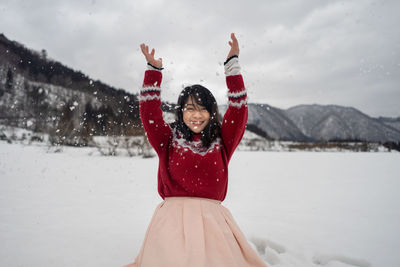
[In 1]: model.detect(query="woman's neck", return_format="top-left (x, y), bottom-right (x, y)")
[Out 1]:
top-left (192, 132), bottom-right (202, 141)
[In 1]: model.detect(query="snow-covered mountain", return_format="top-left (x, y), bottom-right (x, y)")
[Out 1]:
top-left (220, 103), bottom-right (400, 142)
top-left (0, 33), bottom-right (142, 146)
top-left (285, 104), bottom-right (400, 142)
top-left (376, 116), bottom-right (400, 132)
top-left (219, 104), bottom-right (309, 141)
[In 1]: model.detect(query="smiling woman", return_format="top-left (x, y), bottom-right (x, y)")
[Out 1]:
top-left (123, 34), bottom-right (267, 267)
top-left (182, 95), bottom-right (211, 133)
top-left (173, 84), bottom-right (220, 148)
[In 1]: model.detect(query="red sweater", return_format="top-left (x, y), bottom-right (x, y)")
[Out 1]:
top-left (139, 61), bottom-right (247, 202)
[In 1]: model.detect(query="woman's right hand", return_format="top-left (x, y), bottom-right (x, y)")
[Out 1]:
top-left (140, 43), bottom-right (163, 69)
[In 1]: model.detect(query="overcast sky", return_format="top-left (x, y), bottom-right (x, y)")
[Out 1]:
top-left (1, 0), bottom-right (399, 117)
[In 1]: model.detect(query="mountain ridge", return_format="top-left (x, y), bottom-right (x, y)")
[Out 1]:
top-left (218, 103), bottom-right (400, 142)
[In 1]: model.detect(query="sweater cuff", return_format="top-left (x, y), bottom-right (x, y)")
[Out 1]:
top-left (224, 56), bottom-right (241, 76)
top-left (147, 62), bottom-right (164, 71)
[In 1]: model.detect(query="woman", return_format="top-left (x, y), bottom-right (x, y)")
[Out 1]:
top-left (124, 33), bottom-right (266, 267)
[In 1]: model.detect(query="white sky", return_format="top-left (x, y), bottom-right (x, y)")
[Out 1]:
top-left (1, 0), bottom-right (399, 117)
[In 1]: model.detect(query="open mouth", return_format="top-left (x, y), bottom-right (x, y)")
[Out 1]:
top-left (191, 121), bottom-right (204, 129)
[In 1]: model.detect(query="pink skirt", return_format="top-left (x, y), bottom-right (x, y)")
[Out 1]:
top-left (123, 196), bottom-right (267, 267)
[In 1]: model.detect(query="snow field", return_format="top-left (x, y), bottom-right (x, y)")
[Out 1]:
top-left (0, 142), bottom-right (399, 267)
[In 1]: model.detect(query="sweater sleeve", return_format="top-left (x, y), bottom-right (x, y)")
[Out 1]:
top-left (139, 66), bottom-right (172, 155)
top-left (220, 56), bottom-right (248, 162)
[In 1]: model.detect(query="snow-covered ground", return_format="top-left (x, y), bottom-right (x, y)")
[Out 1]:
top-left (0, 141), bottom-right (399, 267)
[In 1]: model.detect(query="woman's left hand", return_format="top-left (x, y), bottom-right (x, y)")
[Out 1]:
top-left (226, 33), bottom-right (239, 60)
top-left (140, 43), bottom-right (163, 69)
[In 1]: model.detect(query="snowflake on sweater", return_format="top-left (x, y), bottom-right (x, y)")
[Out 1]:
top-left (171, 129), bottom-right (222, 156)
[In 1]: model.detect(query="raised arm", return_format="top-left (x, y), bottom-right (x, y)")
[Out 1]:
top-left (139, 43), bottom-right (172, 155)
top-left (221, 33), bottom-right (248, 162)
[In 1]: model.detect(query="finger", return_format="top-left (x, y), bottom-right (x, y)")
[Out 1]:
top-left (231, 33), bottom-right (237, 41)
top-left (141, 45), bottom-right (149, 56)
top-left (151, 48), bottom-right (155, 57)
top-left (231, 34), bottom-right (238, 46)
top-left (229, 41), bottom-right (233, 47)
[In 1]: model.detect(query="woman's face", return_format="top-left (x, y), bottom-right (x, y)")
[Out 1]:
top-left (182, 96), bottom-right (210, 134)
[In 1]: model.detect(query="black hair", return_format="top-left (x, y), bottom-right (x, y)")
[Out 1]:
top-left (170, 84), bottom-right (221, 148)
